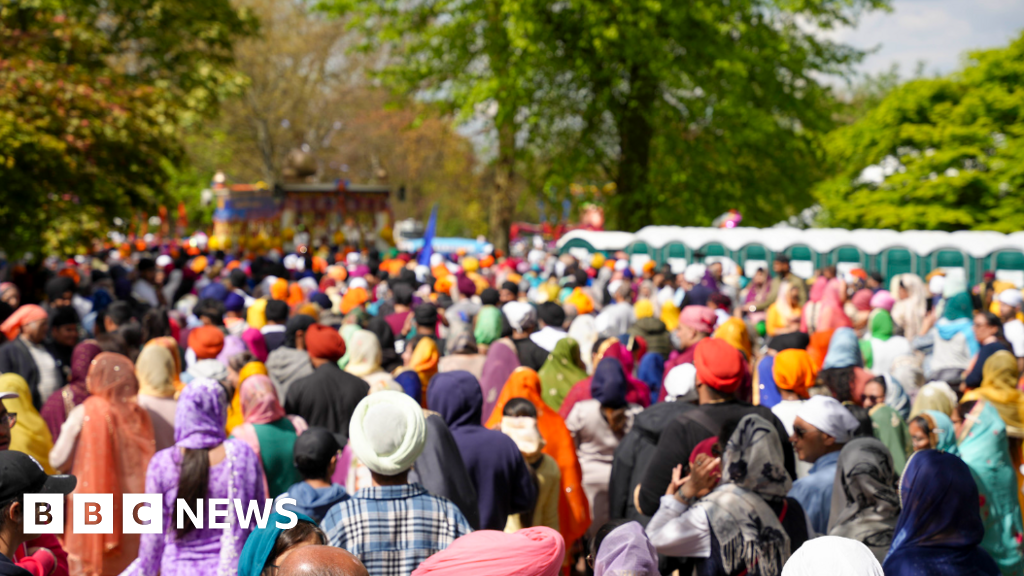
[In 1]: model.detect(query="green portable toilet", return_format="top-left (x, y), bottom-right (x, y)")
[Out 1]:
top-left (699, 243), bottom-right (728, 258)
top-left (880, 248), bottom-right (915, 282)
top-left (740, 244), bottom-right (770, 277)
top-left (785, 245), bottom-right (816, 279)
top-left (663, 243), bottom-right (691, 273)
top-left (559, 237), bottom-right (597, 255)
top-left (926, 250), bottom-right (967, 283)
top-left (992, 251), bottom-right (1024, 288)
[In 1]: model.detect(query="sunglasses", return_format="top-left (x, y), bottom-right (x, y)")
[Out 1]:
top-left (862, 394), bottom-right (884, 404)
top-left (0, 413), bottom-right (15, 427)
top-left (792, 425), bottom-right (810, 438)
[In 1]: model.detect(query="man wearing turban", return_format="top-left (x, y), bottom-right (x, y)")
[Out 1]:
top-left (322, 391), bottom-right (472, 576)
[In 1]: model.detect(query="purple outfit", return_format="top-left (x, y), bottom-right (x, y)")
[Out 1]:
top-left (123, 378), bottom-right (265, 576)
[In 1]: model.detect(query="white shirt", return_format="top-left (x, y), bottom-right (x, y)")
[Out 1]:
top-left (1005, 319), bottom-right (1024, 357)
top-left (646, 495), bottom-right (712, 558)
top-left (530, 326), bottom-right (568, 352)
top-left (26, 339), bottom-right (60, 403)
top-left (49, 404), bottom-right (85, 472)
top-left (261, 324), bottom-right (286, 335)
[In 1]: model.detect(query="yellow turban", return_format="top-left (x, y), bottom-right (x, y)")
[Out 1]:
top-left (634, 299), bottom-right (654, 319)
top-left (247, 298), bottom-right (267, 330)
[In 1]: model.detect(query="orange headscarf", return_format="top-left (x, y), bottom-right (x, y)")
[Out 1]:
top-left (286, 283), bottom-right (304, 307)
top-left (65, 353), bottom-right (155, 576)
top-left (485, 367), bottom-right (592, 547)
top-left (807, 329), bottom-right (835, 371)
top-left (0, 304), bottom-right (48, 340)
top-left (270, 278), bottom-right (289, 301)
top-left (772, 349), bottom-right (817, 399)
top-left (409, 337), bottom-right (439, 407)
top-left (341, 287), bottom-right (369, 315)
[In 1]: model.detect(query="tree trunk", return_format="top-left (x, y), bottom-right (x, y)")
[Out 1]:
top-left (612, 65), bottom-right (657, 231)
top-left (489, 119), bottom-right (516, 254)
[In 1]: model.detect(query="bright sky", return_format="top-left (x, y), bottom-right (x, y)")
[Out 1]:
top-left (829, 0), bottom-right (1024, 79)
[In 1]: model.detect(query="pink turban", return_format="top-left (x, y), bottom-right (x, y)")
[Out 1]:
top-left (869, 289), bottom-right (895, 312)
top-left (679, 305), bottom-right (717, 334)
top-left (411, 527), bottom-right (564, 576)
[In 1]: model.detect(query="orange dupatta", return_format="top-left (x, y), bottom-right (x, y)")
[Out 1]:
top-left (485, 367), bottom-right (592, 547)
top-left (410, 337), bottom-right (440, 408)
top-left (65, 353), bottom-right (156, 576)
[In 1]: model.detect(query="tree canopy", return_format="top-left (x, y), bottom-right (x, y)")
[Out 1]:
top-left (815, 32), bottom-right (1024, 232)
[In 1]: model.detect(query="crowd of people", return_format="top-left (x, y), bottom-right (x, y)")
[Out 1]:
top-left (0, 243), bottom-right (1021, 576)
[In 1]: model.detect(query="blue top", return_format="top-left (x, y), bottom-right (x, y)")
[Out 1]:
top-left (278, 481), bottom-right (350, 524)
top-left (756, 356), bottom-right (781, 408)
top-left (787, 450), bottom-right (840, 535)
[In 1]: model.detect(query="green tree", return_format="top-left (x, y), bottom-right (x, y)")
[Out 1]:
top-left (815, 33), bottom-right (1024, 231)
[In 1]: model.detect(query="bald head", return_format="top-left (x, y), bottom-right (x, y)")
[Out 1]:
top-left (277, 545), bottom-right (368, 576)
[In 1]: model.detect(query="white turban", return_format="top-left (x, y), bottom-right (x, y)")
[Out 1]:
top-left (928, 274), bottom-right (945, 296)
top-left (348, 391), bottom-right (427, 476)
top-left (503, 301), bottom-right (536, 333)
top-left (999, 289), bottom-right (1023, 308)
top-left (664, 364), bottom-right (697, 403)
top-left (781, 536), bottom-right (882, 576)
top-left (429, 253), bottom-right (444, 268)
top-left (684, 263), bottom-right (706, 284)
top-left (795, 396), bottom-right (860, 443)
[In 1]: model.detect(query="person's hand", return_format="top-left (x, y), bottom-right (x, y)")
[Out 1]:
top-left (681, 454), bottom-right (721, 500)
top-left (666, 464), bottom-right (688, 499)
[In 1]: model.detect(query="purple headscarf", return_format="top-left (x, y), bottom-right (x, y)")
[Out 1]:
top-left (174, 378), bottom-right (228, 449)
top-left (216, 334), bottom-right (248, 365)
top-left (593, 521), bottom-right (659, 576)
top-left (477, 339), bottom-right (520, 424)
top-left (241, 328), bottom-right (268, 363)
top-left (40, 341), bottom-right (102, 441)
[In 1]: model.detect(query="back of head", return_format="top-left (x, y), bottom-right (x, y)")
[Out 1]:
top-left (503, 397), bottom-right (537, 418)
top-left (266, 299), bottom-right (289, 323)
top-left (411, 527), bottom-right (564, 576)
top-left (194, 298), bottom-right (226, 326)
top-left (106, 301), bottom-right (135, 328)
top-left (293, 427), bottom-right (341, 480)
top-left (427, 371), bottom-right (483, 429)
top-left (592, 521), bottom-right (659, 576)
top-left (392, 283), bottom-right (414, 306)
top-left (278, 545), bottom-right (368, 576)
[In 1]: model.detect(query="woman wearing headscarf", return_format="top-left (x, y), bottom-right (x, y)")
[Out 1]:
top-left (63, 353), bottom-right (155, 576)
top-left (566, 358), bottom-right (643, 536)
top-left (407, 336), bottom-right (440, 407)
top-left (439, 324), bottom-right (487, 381)
top-left (237, 512), bottom-right (325, 576)
top-left (230, 374), bottom-right (308, 498)
top-left (866, 386), bottom-right (913, 475)
top-left (0, 373), bottom-right (56, 473)
top-left (909, 380), bottom-right (959, 418)
top-left (957, 400), bottom-right (1024, 576)
top-left (135, 344), bottom-right (180, 451)
top-left (781, 536), bottom-right (883, 576)
top-left (816, 279), bottom-right (852, 333)
top-left (826, 438), bottom-right (900, 563)
top-left (646, 414), bottom-right (809, 576)
top-left (817, 327), bottom-right (874, 404)
top-left (476, 337), bottom-right (520, 424)
top-left (907, 410), bottom-right (959, 454)
top-left (335, 323), bottom-right (361, 370)
top-left (927, 291), bottom-right (978, 382)
top-left (410, 526), bottom-right (565, 576)
top-left (474, 305), bottom-right (504, 354)
top-left (765, 281), bottom-right (802, 336)
top-left (344, 329), bottom-right (401, 393)
top-left (146, 336), bottom-right (184, 394)
top-left (859, 307), bottom-right (912, 377)
top-left (123, 378), bottom-right (266, 576)
top-left (882, 450), bottom-right (1000, 576)
top-left (367, 317), bottom-right (402, 373)
top-left (890, 274), bottom-right (928, 340)
top-left (537, 337), bottom-right (588, 411)
top-left (592, 521), bottom-right (659, 576)
top-left (485, 368), bottom-right (591, 551)
top-left (567, 315), bottom-right (600, 375)
top-left (40, 340), bottom-right (102, 442)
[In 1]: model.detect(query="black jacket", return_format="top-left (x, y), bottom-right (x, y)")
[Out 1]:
top-left (0, 339), bottom-right (41, 409)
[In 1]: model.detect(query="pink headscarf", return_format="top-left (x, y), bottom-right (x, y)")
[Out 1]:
top-left (816, 279), bottom-right (853, 333)
top-left (0, 304), bottom-right (47, 340)
top-left (241, 328), bottom-right (269, 363)
top-left (411, 527), bottom-right (564, 576)
top-left (869, 289), bottom-right (896, 312)
top-left (808, 276), bottom-right (828, 303)
top-left (679, 305), bottom-right (716, 334)
top-left (851, 289), bottom-right (873, 311)
top-left (239, 375), bottom-right (285, 425)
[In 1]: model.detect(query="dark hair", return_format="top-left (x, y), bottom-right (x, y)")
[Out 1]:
top-left (118, 324), bottom-right (143, 363)
top-left (263, 521), bottom-right (327, 575)
top-left (909, 415), bottom-right (931, 434)
top-left (843, 404), bottom-right (874, 438)
top-left (295, 450), bottom-right (335, 481)
top-left (105, 301), bottom-right (135, 328)
top-left (94, 331), bottom-right (127, 355)
top-left (708, 293), bottom-right (732, 310)
top-left (229, 351), bottom-right (255, 373)
top-left (589, 519), bottom-right (632, 571)
top-left (817, 367), bottom-right (856, 403)
top-left (718, 418), bottom-right (741, 447)
top-left (503, 397), bottom-right (537, 418)
top-left (194, 298), bottom-right (225, 327)
top-left (141, 308), bottom-right (171, 344)
top-left (957, 400), bottom-right (977, 422)
top-left (265, 300), bottom-right (289, 323)
top-left (176, 448), bottom-right (210, 538)
top-left (978, 311), bottom-right (1005, 341)
top-left (0, 496), bottom-right (23, 532)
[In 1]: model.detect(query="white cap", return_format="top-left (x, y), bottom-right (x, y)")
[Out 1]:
top-left (999, 289), bottom-right (1022, 309)
top-left (795, 395), bottom-right (860, 444)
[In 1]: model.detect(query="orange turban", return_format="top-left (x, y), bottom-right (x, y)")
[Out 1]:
top-left (0, 305), bottom-right (48, 341)
top-left (341, 287), bottom-right (369, 315)
top-left (270, 278), bottom-right (289, 301)
top-left (694, 338), bottom-right (745, 394)
top-left (434, 276), bottom-right (454, 295)
top-left (286, 284), bottom-right (304, 308)
top-left (772, 349), bottom-right (816, 399)
top-left (565, 287), bottom-right (594, 315)
top-left (480, 255), bottom-right (495, 268)
top-left (188, 326), bottom-right (225, 359)
top-left (305, 324), bottom-right (346, 362)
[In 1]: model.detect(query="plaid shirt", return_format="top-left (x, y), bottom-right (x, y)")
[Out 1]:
top-left (321, 483), bottom-right (473, 576)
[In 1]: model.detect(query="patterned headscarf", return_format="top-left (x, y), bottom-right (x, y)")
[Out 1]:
top-left (239, 374), bottom-right (285, 426)
top-left (827, 438), bottom-right (900, 563)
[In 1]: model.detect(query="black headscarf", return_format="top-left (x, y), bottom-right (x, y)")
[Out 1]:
top-left (767, 331), bottom-right (810, 352)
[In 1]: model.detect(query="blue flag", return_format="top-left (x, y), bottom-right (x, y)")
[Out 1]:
top-left (417, 203), bottom-right (439, 267)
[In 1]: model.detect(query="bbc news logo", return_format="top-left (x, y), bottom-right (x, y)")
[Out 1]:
top-left (25, 495), bottom-right (298, 534)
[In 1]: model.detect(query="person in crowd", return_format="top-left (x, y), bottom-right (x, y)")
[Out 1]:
top-left (860, 304), bottom-right (911, 376)
top-left (566, 358), bottom-right (643, 535)
top-left (909, 380), bottom-right (958, 418)
top-left (336, 323), bottom-right (360, 371)
top-left (780, 536), bottom-right (883, 576)
top-left (645, 414), bottom-right (810, 576)
top-left (497, 398), bottom-right (561, 532)
top-left (961, 349), bottom-right (1024, 482)
top-left (428, 371), bottom-right (537, 531)
top-left (636, 352), bottom-right (666, 404)
top-left (753, 255), bottom-right (807, 313)
top-left (964, 312), bottom-right (1011, 388)
top-left (996, 288), bottom-right (1024, 371)
top-left (890, 273), bottom-right (928, 341)
top-left (860, 377), bottom-right (913, 474)
top-left (537, 337), bottom-right (588, 411)
top-left (237, 512), bottom-right (327, 576)
top-left (0, 283), bottom-right (20, 310)
top-left (596, 284), bottom-right (636, 339)
top-left (926, 290), bottom-right (977, 383)
top-left (504, 301), bottom-right (550, 371)
top-left (655, 305), bottom-right (716, 403)
top-left (410, 526), bottom-right (564, 576)
top-left (628, 305), bottom-right (671, 358)
top-left (591, 521), bottom-right (659, 576)
top-left (0, 450), bottom-right (77, 575)
top-left (766, 281), bottom-right (802, 336)
top-left (0, 374), bottom-right (55, 473)
top-left (276, 545), bottom-right (368, 576)
top-left (124, 378), bottom-right (265, 576)
top-left (384, 282), bottom-right (414, 337)
top-left (637, 338), bottom-right (795, 517)
top-left (771, 348), bottom-right (816, 478)
top-left (366, 317), bottom-right (402, 374)
top-left (473, 297), bottom-right (504, 355)
top-left (826, 438), bottom-right (899, 563)
top-left (261, 300), bottom-right (290, 352)
top-left (476, 336), bottom-right (520, 427)
top-left (44, 307), bottom-right (79, 384)
top-left (816, 327), bottom-right (873, 403)
top-left (266, 315), bottom-right (315, 400)
top-left (323, 391), bottom-right (472, 575)
top-left (485, 367), bottom-right (589, 546)
top-left (39, 341), bottom-right (101, 443)
top-left (957, 399), bottom-right (1024, 576)
top-left (405, 334), bottom-right (440, 406)
top-left (753, 331), bottom-right (810, 408)
top-left (61, 353), bottom-right (155, 575)
top-left (882, 450), bottom-right (1000, 576)
top-left (344, 329), bottom-right (401, 392)
top-left (438, 325), bottom-right (487, 381)
top-left (0, 305), bottom-right (59, 408)
top-left (787, 395), bottom-right (860, 535)
top-left (907, 410), bottom-right (959, 454)
top-left (230, 374), bottom-right (307, 498)
top-left (277, 427), bottom-right (348, 523)
top-left (134, 344), bottom-right (179, 451)
top-left (531, 302), bottom-right (568, 352)
top-left (285, 323), bottom-right (368, 445)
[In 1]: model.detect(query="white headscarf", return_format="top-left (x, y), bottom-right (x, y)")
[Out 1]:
top-left (795, 396), bottom-right (860, 443)
top-left (348, 391), bottom-right (427, 476)
top-left (664, 364), bottom-right (698, 403)
top-left (781, 536), bottom-right (883, 576)
top-left (503, 301), bottom-right (536, 333)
